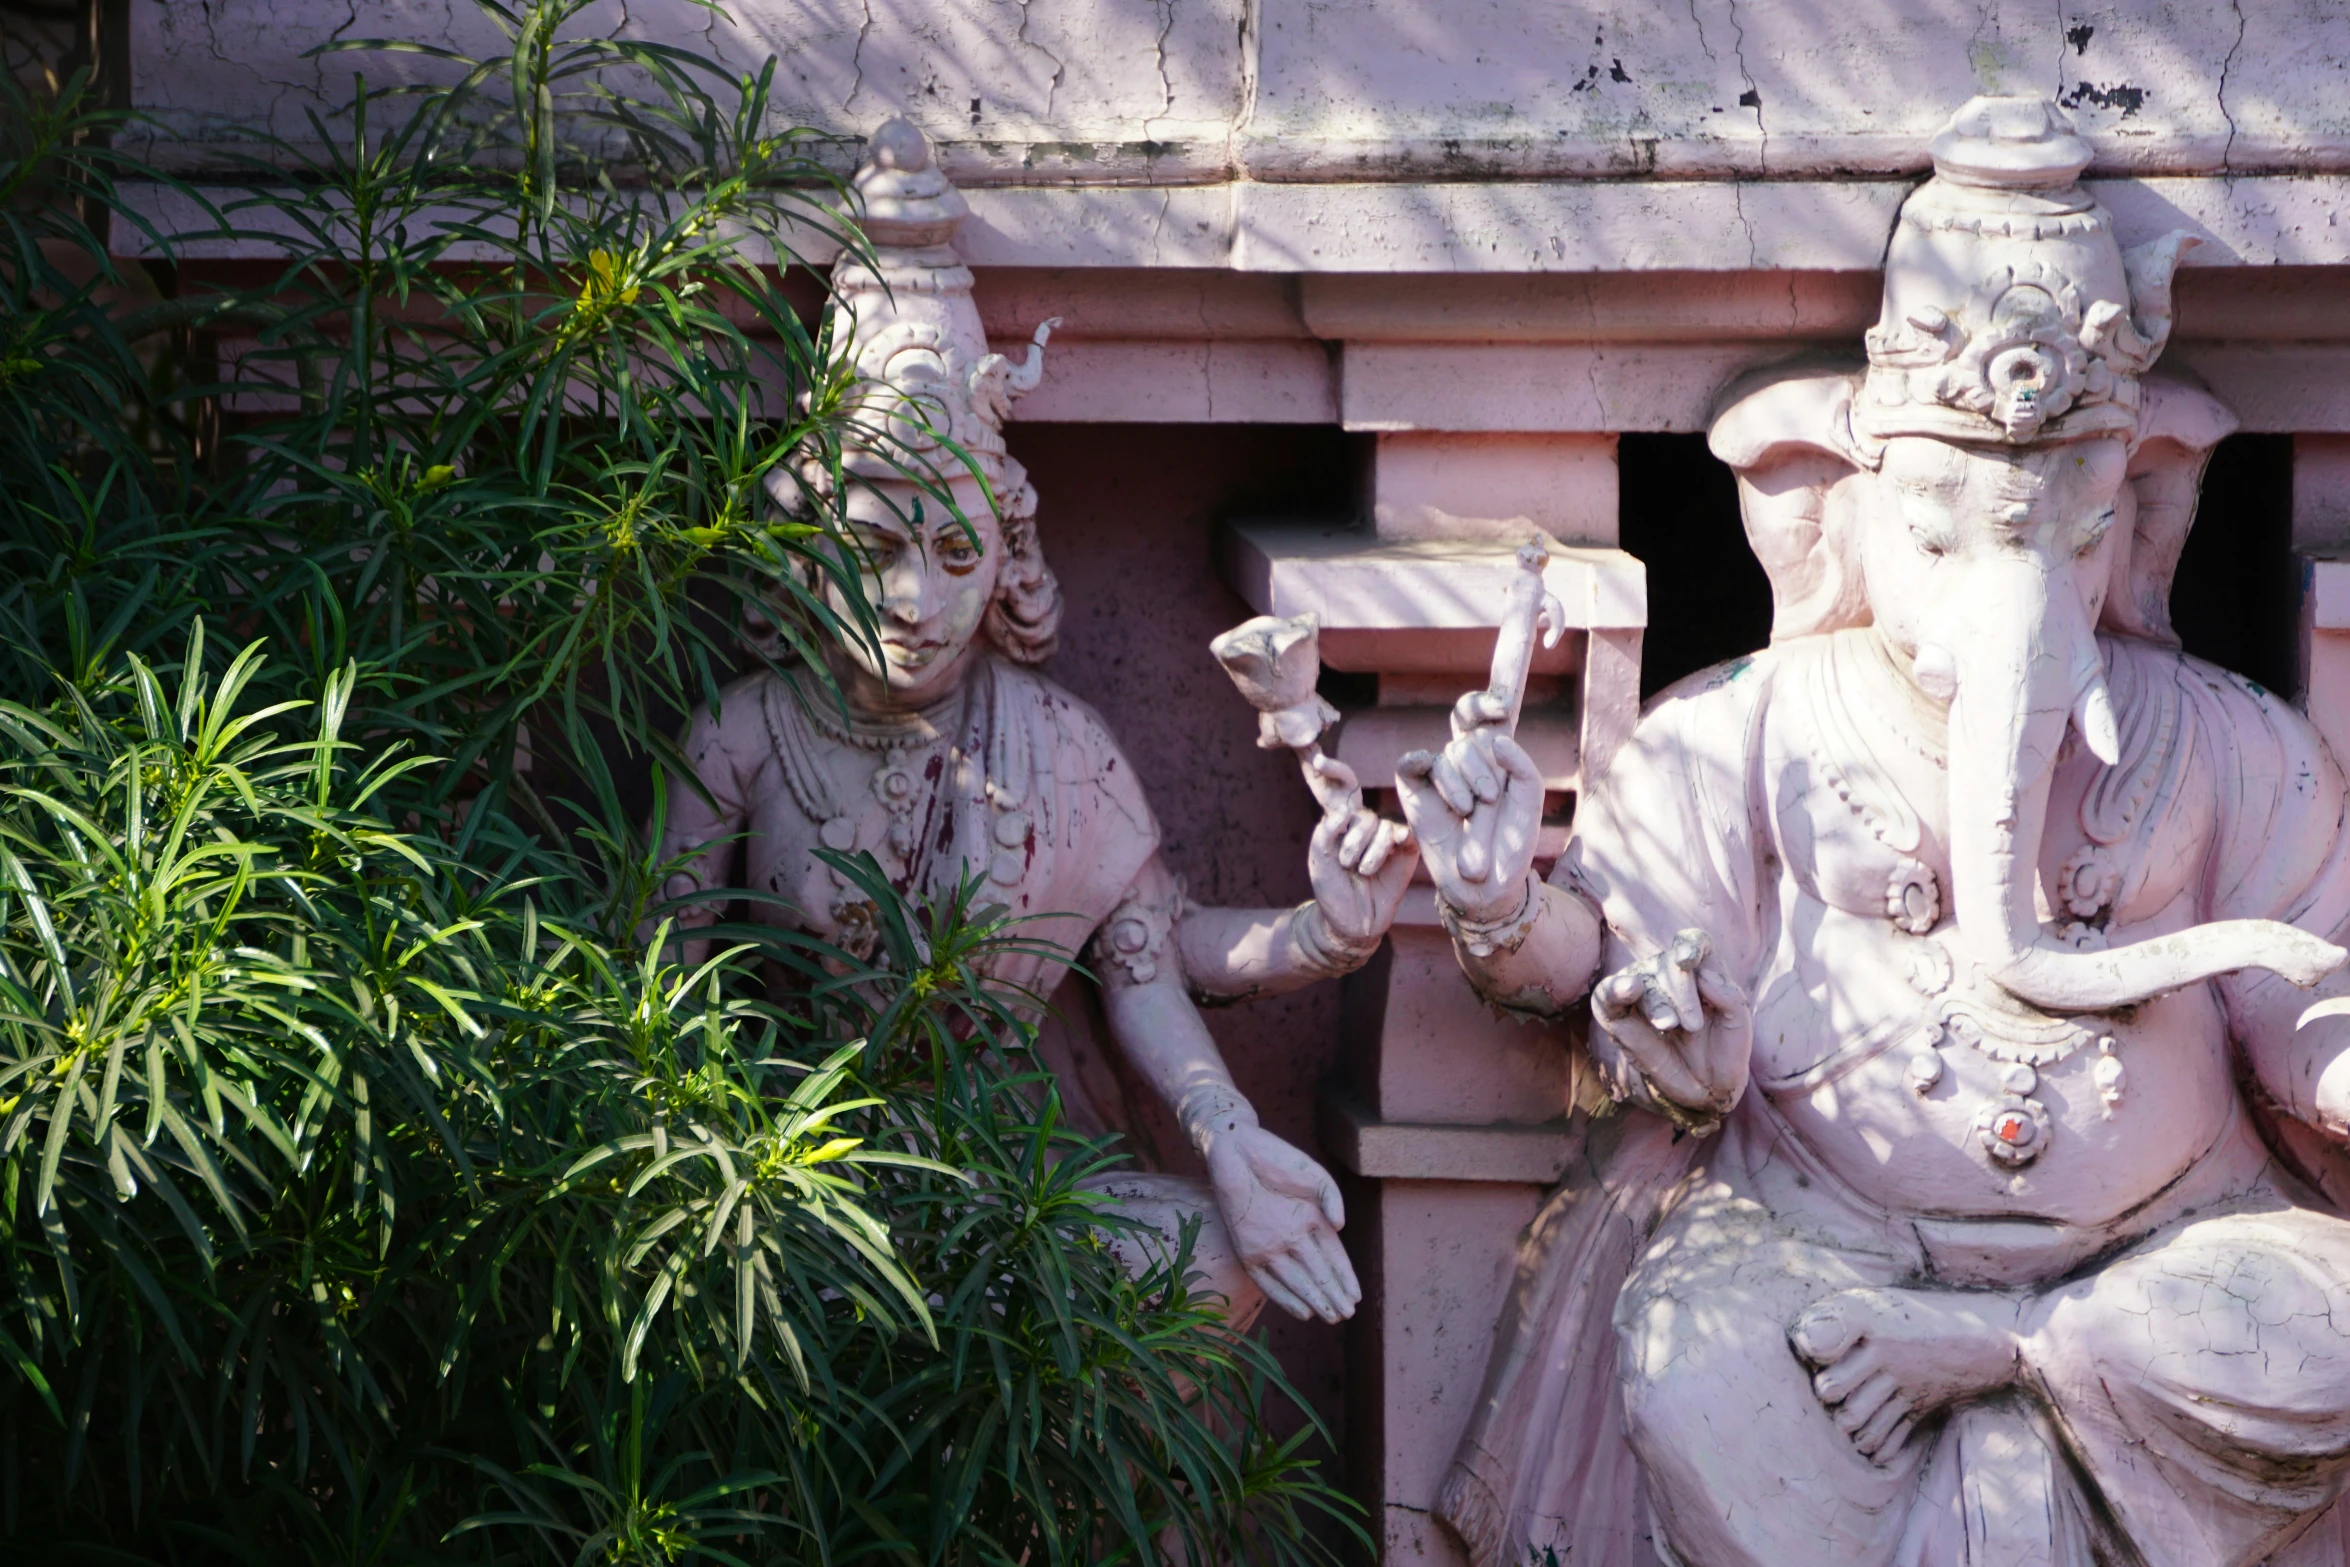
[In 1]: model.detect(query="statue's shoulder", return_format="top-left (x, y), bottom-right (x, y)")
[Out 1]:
top-left (981, 657), bottom-right (1133, 775)
top-left (2104, 636), bottom-right (2324, 759)
top-left (1629, 643), bottom-right (1790, 749)
top-left (976, 660), bottom-right (1158, 848)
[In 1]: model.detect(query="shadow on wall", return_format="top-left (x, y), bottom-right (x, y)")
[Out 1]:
top-left (1618, 430), bottom-right (2299, 704)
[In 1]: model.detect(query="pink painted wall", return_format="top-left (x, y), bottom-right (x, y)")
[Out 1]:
top-left (1009, 419), bottom-right (1367, 1452)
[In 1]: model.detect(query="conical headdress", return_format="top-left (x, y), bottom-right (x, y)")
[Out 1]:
top-left (1857, 96), bottom-right (2193, 449)
top-left (788, 118), bottom-right (1057, 513)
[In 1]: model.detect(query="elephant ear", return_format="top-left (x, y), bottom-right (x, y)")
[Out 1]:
top-left (2101, 372), bottom-right (2240, 645)
top-left (1708, 363), bottom-right (1874, 642)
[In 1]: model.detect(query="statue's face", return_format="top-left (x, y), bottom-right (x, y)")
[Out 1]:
top-left (822, 480), bottom-right (1002, 706)
top-left (1859, 434), bottom-right (2128, 667)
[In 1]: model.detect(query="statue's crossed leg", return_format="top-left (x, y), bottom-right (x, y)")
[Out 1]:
top-left (1617, 1135), bottom-right (2350, 1567)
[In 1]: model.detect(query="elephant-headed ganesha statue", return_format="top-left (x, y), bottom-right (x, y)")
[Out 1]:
top-left (1408, 96), bottom-right (2350, 1567)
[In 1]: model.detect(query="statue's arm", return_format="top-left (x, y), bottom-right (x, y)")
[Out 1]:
top-left (1445, 871), bottom-right (1608, 1019)
top-left (644, 694), bottom-right (756, 963)
top-left (1089, 854), bottom-right (1361, 1322)
top-left (1176, 795), bottom-right (1418, 1002)
top-left (1176, 901), bottom-right (1377, 1002)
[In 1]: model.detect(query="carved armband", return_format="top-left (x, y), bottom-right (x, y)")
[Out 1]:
top-left (1438, 872), bottom-right (1542, 960)
top-left (1087, 882), bottom-right (1180, 989)
top-left (1291, 899), bottom-right (1383, 979)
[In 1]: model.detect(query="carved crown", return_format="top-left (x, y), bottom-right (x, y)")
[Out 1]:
top-left (1857, 96), bottom-right (2192, 449)
top-left (789, 119), bottom-right (1057, 512)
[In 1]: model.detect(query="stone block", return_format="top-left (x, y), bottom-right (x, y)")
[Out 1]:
top-left (1369, 432), bottom-right (1618, 545)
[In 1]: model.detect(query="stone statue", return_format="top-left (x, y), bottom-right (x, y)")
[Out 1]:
top-left (1405, 97), bottom-right (2350, 1567)
top-left (650, 119), bottom-right (1416, 1328)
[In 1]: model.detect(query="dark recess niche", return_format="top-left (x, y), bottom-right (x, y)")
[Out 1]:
top-left (1616, 430), bottom-right (2302, 704)
top-left (1617, 432), bottom-right (1773, 699)
top-left (2169, 433), bottom-right (2298, 701)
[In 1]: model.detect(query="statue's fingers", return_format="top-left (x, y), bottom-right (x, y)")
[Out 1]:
top-left (1311, 1165), bottom-right (1344, 1228)
top-left (1591, 969), bottom-right (1650, 1025)
top-left (1492, 733), bottom-right (1544, 795)
top-left (1264, 1251), bottom-right (1337, 1323)
top-left (1248, 1261), bottom-right (1315, 1322)
top-left (1457, 730), bottom-right (1502, 804)
top-left (1364, 819), bottom-right (1416, 879)
top-left (1310, 753), bottom-right (1361, 796)
top-left (1338, 811), bottom-right (1379, 869)
top-left (1451, 688), bottom-right (1507, 733)
top-left (1396, 747), bottom-right (1438, 783)
top-left (1460, 797), bottom-right (1500, 884)
top-left (1638, 974), bottom-right (1687, 1034)
top-left (1603, 1019), bottom-right (1712, 1109)
top-left (1312, 1227), bottom-right (1361, 1308)
top-left (1429, 751), bottom-right (1477, 817)
top-left (1291, 1235), bottom-right (1351, 1322)
top-left (1355, 820), bottom-right (1395, 877)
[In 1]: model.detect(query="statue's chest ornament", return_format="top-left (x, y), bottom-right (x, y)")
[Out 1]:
top-left (1903, 989), bottom-right (2125, 1171)
top-left (763, 679), bottom-right (1032, 958)
top-left (1803, 641), bottom-right (1946, 938)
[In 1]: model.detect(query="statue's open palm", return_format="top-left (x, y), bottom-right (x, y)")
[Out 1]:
top-left (1205, 1126), bottom-right (1360, 1323)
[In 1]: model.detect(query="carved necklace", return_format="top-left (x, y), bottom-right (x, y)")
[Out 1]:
top-left (1809, 635), bottom-right (1945, 936)
top-left (760, 666), bottom-right (1040, 956)
top-left (1906, 995), bottom-right (2124, 1172)
top-left (1810, 636), bottom-right (2136, 1172)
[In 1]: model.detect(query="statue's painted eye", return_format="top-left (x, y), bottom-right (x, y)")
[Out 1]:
top-left (936, 537), bottom-right (982, 575)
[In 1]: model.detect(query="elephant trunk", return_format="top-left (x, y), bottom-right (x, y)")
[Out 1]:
top-left (1932, 554), bottom-right (2343, 1013)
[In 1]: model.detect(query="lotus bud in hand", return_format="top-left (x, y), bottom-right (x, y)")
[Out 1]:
top-left (1211, 613), bottom-right (1352, 814)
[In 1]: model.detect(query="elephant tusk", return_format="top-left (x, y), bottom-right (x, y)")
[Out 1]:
top-left (2073, 678), bottom-right (2121, 766)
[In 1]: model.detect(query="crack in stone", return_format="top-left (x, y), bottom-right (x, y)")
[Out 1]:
top-left (844, 0), bottom-right (876, 111)
top-left (1014, 0), bottom-right (1066, 121)
top-left (1722, 0), bottom-right (1765, 174)
top-left (1731, 177), bottom-right (1758, 269)
top-left (2217, 0), bottom-right (2245, 176)
top-left (1147, 0), bottom-right (1179, 139)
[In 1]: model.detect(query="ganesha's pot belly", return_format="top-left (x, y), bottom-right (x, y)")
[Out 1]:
top-left (1752, 902), bottom-right (2252, 1238)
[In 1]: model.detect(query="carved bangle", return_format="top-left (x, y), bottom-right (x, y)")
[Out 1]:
top-left (1438, 874), bottom-right (1542, 960)
top-left (1292, 900), bottom-right (1383, 978)
top-left (1176, 1081), bottom-right (1258, 1156)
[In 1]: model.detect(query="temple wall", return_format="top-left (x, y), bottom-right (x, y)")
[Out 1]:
top-left (118, 4), bottom-right (2350, 1560)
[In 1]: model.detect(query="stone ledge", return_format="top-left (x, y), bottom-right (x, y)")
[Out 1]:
top-left (1219, 522), bottom-right (1645, 637)
top-left (1317, 1093), bottom-right (1578, 1185)
top-left (114, 176), bottom-right (2350, 276)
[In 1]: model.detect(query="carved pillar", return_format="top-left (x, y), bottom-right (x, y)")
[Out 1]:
top-left (1219, 425), bottom-right (1644, 1562)
top-left (2298, 437), bottom-right (2350, 766)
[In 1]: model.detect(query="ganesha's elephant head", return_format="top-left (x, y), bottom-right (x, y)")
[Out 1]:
top-left (1707, 97), bottom-right (2343, 1014)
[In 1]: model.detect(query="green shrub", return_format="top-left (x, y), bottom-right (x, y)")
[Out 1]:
top-left (0, 11), bottom-right (1360, 1562)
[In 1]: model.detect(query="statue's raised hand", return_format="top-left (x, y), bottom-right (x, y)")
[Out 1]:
top-left (1395, 689), bottom-right (1547, 920)
top-left (1590, 930), bottom-right (1752, 1132)
top-left (1306, 755), bottom-right (1418, 943)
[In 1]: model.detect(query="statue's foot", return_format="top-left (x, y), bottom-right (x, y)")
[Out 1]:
top-left (1787, 1286), bottom-right (2024, 1462)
